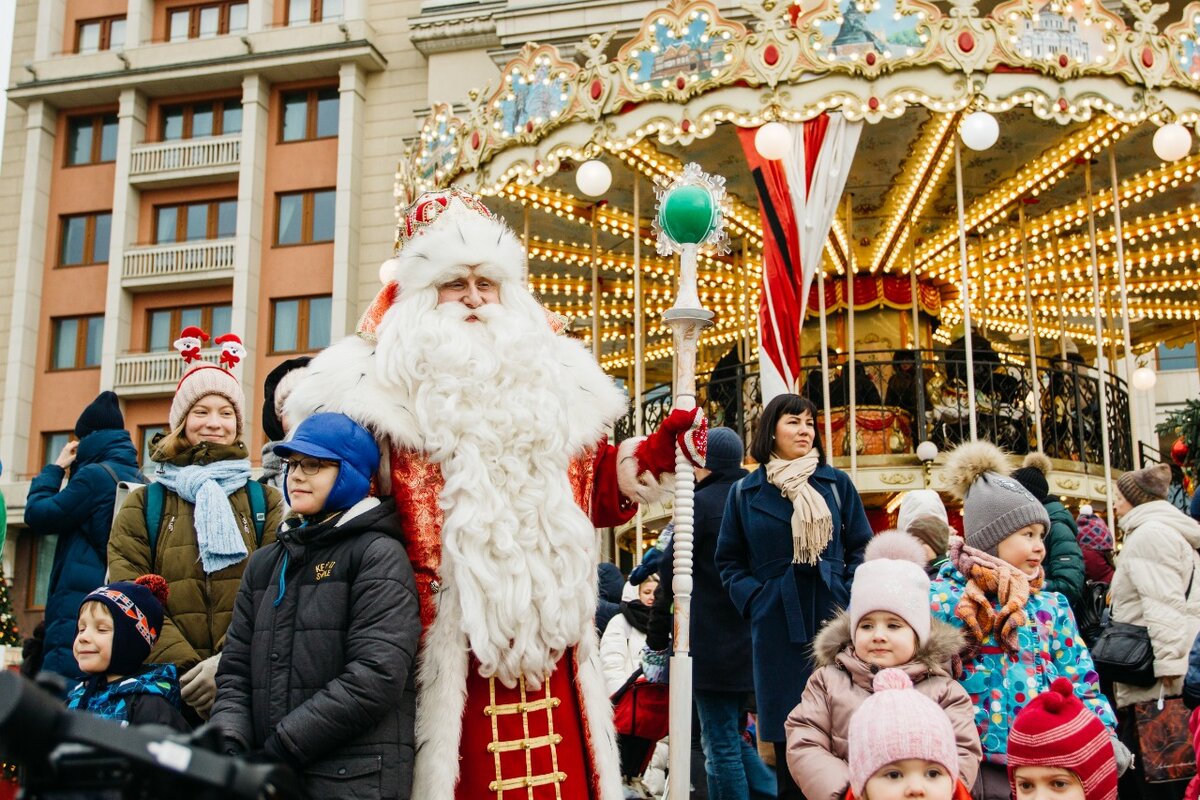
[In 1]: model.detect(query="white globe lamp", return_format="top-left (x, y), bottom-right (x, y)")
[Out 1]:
top-left (754, 122), bottom-right (792, 161)
top-left (960, 111), bottom-right (1000, 151)
top-left (575, 159), bottom-right (612, 197)
top-left (1131, 365), bottom-right (1158, 391)
top-left (1153, 123), bottom-right (1192, 162)
top-left (916, 440), bottom-right (939, 463)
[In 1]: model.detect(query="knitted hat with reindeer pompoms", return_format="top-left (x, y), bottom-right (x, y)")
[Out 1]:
top-left (945, 441), bottom-right (1050, 555)
top-left (169, 328), bottom-right (246, 433)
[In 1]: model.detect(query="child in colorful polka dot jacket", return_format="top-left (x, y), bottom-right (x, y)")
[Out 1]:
top-left (928, 442), bottom-right (1125, 800)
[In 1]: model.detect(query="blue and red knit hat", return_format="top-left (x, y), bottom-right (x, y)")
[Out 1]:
top-left (80, 575), bottom-right (169, 675)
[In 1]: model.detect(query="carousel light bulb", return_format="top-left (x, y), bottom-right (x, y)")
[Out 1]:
top-left (916, 440), bottom-right (939, 463)
top-left (754, 122), bottom-right (792, 160)
top-left (575, 159), bottom-right (612, 197)
top-left (960, 111), bottom-right (1000, 151)
top-left (1131, 365), bottom-right (1158, 390)
top-left (1153, 123), bottom-right (1192, 162)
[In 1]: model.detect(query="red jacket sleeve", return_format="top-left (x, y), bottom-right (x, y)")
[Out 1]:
top-left (591, 441), bottom-right (638, 528)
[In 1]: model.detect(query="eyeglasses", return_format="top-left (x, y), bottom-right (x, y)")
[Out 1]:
top-left (285, 457), bottom-right (331, 476)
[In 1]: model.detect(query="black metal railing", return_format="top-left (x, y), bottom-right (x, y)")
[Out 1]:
top-left (615, 348), bottom-right (1134, 471)
top-left (1139, 441), bottom-right (1162, 468)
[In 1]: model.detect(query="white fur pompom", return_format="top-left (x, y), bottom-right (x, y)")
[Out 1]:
top-left (379, 257), bottom-right (402, 285)
top-left (1022, 451), bottom-right (1052, 475)
top-left (944, 440), bottom-right (1010, 500)
top-left (864, 530), bottom-right (928, 566)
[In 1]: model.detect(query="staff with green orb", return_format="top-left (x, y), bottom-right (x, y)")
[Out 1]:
top-left (654, 163), bottom-right (729, 800)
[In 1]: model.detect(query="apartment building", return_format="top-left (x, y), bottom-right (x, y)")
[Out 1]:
top-left (0, 0), bottom-right (436, 638)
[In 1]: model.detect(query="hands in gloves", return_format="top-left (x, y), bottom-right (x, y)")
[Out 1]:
top-left (180, 654), bottom-right (221, 717)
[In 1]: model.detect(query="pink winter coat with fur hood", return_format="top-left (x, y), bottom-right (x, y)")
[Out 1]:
top-left (784, 610), bottom-right (982, 800)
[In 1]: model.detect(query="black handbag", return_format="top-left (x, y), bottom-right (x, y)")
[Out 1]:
top-left (1091, 610), bottom-right (1156, 687)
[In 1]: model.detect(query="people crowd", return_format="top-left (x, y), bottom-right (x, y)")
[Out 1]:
top-left (7, 190), bottom-right (1200, 800)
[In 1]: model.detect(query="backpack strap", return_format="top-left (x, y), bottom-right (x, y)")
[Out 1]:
top-left (246, 479), bottom-right (266, 546)
top-left (143, 482), bottom-right (165, 569)
top-left (96, 462), bottom-right (120, 486)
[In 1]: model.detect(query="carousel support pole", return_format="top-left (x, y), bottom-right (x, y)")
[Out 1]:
top-left (523, 203), bottom-right (531, 261)
top-left (655, 166), bottom-right (723, 800)
top-left (1109, 145), bottom-right (1140, 483)
top-left (846, 194), bottom-right (858, 480)
top-left (1083, 159), bottom-right (1116, 534)
top-left (1019, 201), bottom-right (1045, 453)
top-left (592, 209), bottom-right (601, 362)
top-left (634, 177), bottom-right (645, 562)
top-left (909, 245), bottom-right (920, 349)
top-left (742, 238), bottom-right (752, 368)
top-left (1050, 226), bottom-right (1069, 361)
top-left (977, 235), bottom-right (988, 335)
top-left (954, 139), bottom-right (979, 441)
top-left (818, 264), bottom-right (834, 451)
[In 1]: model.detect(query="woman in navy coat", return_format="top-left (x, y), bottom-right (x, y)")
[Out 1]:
top-left (716, 393), bottom-right (873, 800)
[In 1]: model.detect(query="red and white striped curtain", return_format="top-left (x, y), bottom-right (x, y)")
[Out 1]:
top-left (738, 113), bottom-right (862, 403)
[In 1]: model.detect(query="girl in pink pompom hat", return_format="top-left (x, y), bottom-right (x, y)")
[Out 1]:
top-left (784, 532), bottom-right (982, 800)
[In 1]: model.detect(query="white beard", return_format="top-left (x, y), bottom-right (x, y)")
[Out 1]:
top-left (375, 290), bottom-right (599, 688)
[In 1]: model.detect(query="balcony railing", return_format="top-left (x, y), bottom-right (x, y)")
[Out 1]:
top-left (114, 349), bottom-right (220, 397)
top-left (129, 135), bottom-right (241, 182)
top-left (615, 348), bottom-right (1134, 472)
top-left (121, 239), bottom-right (236, 287)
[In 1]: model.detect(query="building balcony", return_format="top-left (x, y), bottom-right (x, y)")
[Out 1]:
top-left (121, 239), bottom-right (236, 290)
top-left (129, 135), bottom-right (241, 188)
top-left (114, 349), bottom-right (220, 398)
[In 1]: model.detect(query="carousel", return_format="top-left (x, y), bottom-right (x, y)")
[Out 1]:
top-left (395, 0), bottom-right (1200, 543)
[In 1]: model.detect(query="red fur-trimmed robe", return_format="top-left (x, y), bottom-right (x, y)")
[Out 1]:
top-left (390, 445), bottom-right (637, 800)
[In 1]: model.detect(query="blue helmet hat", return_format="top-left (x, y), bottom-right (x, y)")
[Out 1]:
top-left (274, 413), bottom-right (380, 512)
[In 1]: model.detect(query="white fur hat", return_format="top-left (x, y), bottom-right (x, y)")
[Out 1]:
top-left (895, 489), bottom-right (948, 534)
top-left (377, 190), bottom-right (525, 293)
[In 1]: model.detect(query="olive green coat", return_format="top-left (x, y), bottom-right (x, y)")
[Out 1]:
top-left (107, 442), bottom-right (284, 673)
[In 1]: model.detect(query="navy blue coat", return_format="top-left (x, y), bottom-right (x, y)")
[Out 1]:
top-left (25, 429), bottom-right (142, 681)
top-left (653, 466), bottom-right (752, 693)
top-left (715, 463), bottom-right (873, 742)
top-left (1185, 630), bottom-right (1200, 709)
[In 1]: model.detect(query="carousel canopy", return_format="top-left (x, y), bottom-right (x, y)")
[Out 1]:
top-left (397, 0), bottom-right (1200, 378)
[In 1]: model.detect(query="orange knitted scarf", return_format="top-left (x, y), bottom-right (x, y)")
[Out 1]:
top-left (948, 537), bottom-right (1044, 656)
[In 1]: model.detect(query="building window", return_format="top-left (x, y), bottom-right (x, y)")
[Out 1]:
top-left (286, 0), bottom-right (343, 25)
top-left (1158, 342), bottom-right (1198, 372)
top-left (139, 424), bottom-right (167, 466)
top-left (271, 295), bottom-right (332, 354)
top-left (276, 189), bottom-right (335, 246)
top-left (51, 315), bottom-right (104, 370)
top-left (66, 113), bottom-right (118, 165)
top-left (154, 199), bottom-right (237, 243)
top-left (280, 87), bottom-right (338, 142)
top-left (76, 15), bottom-right (126, 53)
top-left (161, 98), bottom-right (242, 141)
top-left (167, 1), bottom-right (248, 41)
top-left (147, 303), bottom-right (232, 351)
top-left (59, 212), bottom-right (112, 267)
top-left (42, 431), bottom-right (72, 468)
top-left (28, 534), bottom-right (60, 609)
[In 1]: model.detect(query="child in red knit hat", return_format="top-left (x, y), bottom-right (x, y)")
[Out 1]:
top-left (1007, 677), bottom-right (1118, 800)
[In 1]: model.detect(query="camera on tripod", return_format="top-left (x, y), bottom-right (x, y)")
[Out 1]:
top-left (0, 671), bottom-right (304, 799)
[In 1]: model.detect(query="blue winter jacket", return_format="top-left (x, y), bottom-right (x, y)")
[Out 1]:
top-left (1185, 631), bottom-right (1200, 709)
top-left (715, 463), bottom-right (873, 741)
top-left (67, 663), bottom-right (188, 730)
top-left (25, 429), bottom-right (142, 682)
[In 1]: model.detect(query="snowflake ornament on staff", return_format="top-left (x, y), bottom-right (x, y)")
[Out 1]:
top-left (653, 161), bottom-right (728, 800)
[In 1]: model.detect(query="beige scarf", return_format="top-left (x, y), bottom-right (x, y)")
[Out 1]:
top-left (765, 450), bottom-right (833, 565)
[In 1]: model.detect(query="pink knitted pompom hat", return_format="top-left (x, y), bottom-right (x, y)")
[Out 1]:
top-left (847, 669), bottom-right (960, 796)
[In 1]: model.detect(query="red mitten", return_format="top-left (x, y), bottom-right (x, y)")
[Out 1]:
top-left (636, 407), bottom-right (703, 477)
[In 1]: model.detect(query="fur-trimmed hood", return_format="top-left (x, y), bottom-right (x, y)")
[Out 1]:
top-left (812, 610), bottom-right (965, 688)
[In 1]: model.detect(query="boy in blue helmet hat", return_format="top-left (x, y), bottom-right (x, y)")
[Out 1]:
top-left (210, 413), bottom-right (420, 799)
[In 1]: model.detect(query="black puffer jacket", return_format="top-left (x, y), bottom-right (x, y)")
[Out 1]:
top-left (211, 498), bottom-right (419, 799)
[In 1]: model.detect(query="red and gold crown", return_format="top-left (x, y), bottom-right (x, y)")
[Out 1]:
top-left (394, 189), bottom-right (493, 252)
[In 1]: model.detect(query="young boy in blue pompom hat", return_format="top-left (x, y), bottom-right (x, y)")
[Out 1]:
top-left (210, 413), bottom-right (420, 799)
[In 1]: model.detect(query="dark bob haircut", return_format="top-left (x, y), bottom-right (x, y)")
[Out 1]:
top-left (749, 393), bottom-right (826, 465)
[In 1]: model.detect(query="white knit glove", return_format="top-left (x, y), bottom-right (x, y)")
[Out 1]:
top-left (181, 654), bottom-right (221, 717)
top-left (1112, 736), bottom-right (1133, 776)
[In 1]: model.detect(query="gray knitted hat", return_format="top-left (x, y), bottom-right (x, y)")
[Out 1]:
top-left (945, 441), bottom-right (1051, 555)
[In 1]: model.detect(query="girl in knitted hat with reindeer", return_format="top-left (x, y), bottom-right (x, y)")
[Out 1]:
top-left (109, 328), bottom-right (284, 725)
top-left (929, 441), bottom-right (1125, 800)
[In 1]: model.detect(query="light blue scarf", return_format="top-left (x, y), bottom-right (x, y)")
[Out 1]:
top-left (156, 459), bottom-right (253, 574)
